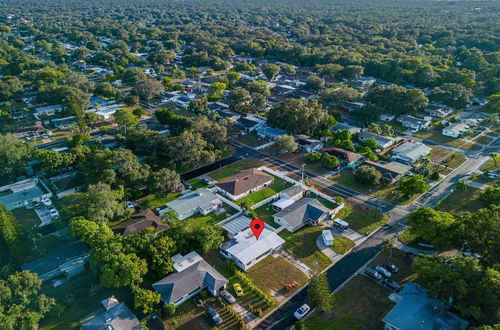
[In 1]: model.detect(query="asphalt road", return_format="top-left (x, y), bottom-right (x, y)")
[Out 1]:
top-left (257, 224), bottom-right (401, 330)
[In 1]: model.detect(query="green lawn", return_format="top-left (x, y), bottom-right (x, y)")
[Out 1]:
top-left (332, 236), bottom-right (355, 254)
top-left (437, 187), bottom-right (486, 215)
top-left (302, 275), bottom-right (394, 330)
top-left (237, 177), bottom-right (292, 206)
top-left (188, 179), bottom-right (209, 190)
top-left (430, 146), bottom-right (467, 169)
top-left (183, 204), bottom-right (238, 226)
top-left (480, 157), bottom-right (500, 172)
top-left (236, 131), bottom-right (269, 147)
top-left (247, 256), bottom-right (309, 299)
top-left (475, 135), bottom-right (494, 145)
top-left (138, 192), bottom-right (181, 210)
top-left (279, 227), bottom-right (332, 272)
top-left (414, 128), bottom-right (482, 151)
top-left (208, 158), bottom-right (265, 181)
top-left (253, 204), bottom-right (281, 229)
top-left (331, 170), bottom-right (406, 204)
top-left (337, 204), bottom-right (388, 235)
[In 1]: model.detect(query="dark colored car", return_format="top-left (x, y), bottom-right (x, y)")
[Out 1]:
top-left (205, 307), bottom-right (222, 325)
top-left (182, 181), bottom-right (193, 190)
top-left (384, 278), bottom-right (401, 292)
top-left (365, 267), bottom-right (382, 280)
top-left (383, 261), bottom-right (400, 273)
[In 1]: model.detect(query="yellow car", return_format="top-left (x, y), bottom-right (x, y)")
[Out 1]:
top-left (233, 283), bottom-right (244, 296)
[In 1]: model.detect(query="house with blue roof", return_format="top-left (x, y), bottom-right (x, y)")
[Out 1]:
top-left (383, 283), bottom-right (468, 330)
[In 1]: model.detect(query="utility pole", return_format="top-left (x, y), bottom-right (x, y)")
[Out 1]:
top-left (301, 164), bottom-right (306, 183)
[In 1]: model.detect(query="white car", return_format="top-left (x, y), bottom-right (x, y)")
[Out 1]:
top-left (293, 304), bottom-right (310, 320)
top-left (42, 197), bottom-right (52, 206)
top-left (375, 266), bottom-right (392, 278)
top-left (126, 201), bottom-right (135, 209)
top-left (48, 207), bottom-right (59, 217)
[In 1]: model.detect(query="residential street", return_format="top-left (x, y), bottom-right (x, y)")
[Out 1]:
top-left (232, 139), bottom-right (492, 330)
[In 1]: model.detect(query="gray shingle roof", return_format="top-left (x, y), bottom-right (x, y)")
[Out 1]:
top-left (166, 189), bottom-right (221, 217)
top-left (274, 198), bottom-right (330, 229)
top-left (82, 302), bottom-right (143, 329)
top-left (153, 260), bottom-right (228, 304)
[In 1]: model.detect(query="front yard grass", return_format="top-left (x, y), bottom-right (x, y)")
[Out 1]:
top-left (235, 132), bottom-right (269, 147)
top-left (183, 204), bottom-right (238, 227)
top-left (302, 275), bottom-right (394, 330)
top-left (188, 179), bottom-right (209, 189)
top-left (437, 187), bottom-right (486, 215)
top-left (279, 227), bottom-right (332, 272)
top-left (247, 256), bottom-right (309, 300)
top-left (253, 204), bottom-right (281, 229)
top-left (430, 146), bottom-right (467, 169)
top-left (337, 204), bottom-right (388, 235)
top-left (138, 192), bottom-right (181, 210)
top-left (480, 157), bottom-right (500, 172)
top-left (276, 153), bottom-right (331, 176)
top-left (332, 236), bottom-right (355, 254)
top-left (162, 300), bottom-right (211, 330)
top-left (208, 158), bottom-right (265, 181)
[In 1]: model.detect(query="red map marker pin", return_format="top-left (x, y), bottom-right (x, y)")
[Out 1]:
top-left (250, 219), bottom-right (265, 240)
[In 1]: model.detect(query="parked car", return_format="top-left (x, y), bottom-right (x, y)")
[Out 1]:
top-left (205, 307), bottom-right (222, 325)
top-left (233, 283), bottom-right (244, 296)
top-left (376, 266), bottom-right (391, 278)
top-left (365, 267), bottom-right (382, 280)
top-left (383, 261), bottom-right (399, 273)
top-left (201, 177), bottom-right (213, 185)
top-left (293, 304), bottom-right (310, 320)
top-left (182, 181), bottom-right (193, 190)
top-left (384, 279), bottom-right (401, 292)
top-left (405, 252), bottom-right (418, 264)
top-left (220, 290), bottom-right (236, 304)
top-left (126, 201), bottom-right (135, 209)
top-left (49, 208), bottom-right (59, 217)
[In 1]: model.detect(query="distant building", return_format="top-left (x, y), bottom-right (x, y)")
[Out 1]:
top-left (273, 198), bottom-right (331, 232)
top-left (340, 101), bottom-right (365, 113)
top-left (397, 115), bottom-right (431, 132)
top-left (391, 142), bottom-right (431, 165)
top-left (295, 135), bottom-right (324, 153)
top-left (256, 126), bottom-right (287, 140)
top-left (220, 228), bottom-right (285, 271)
top-left (383, 283), bottom-right (468, 330)
top-left (216, 168), bottom-right (274, 200)
top-left (21, 241), bottom-right (89, 282)
top-left (112, 209), bottom-right (168, 236)
top-left (358, 131), bottom-right (396, 149)
top-left (82, 297), bottom-right (142, 329)
top-left (235, 115), bottom-right (266, 132)
top-left (33, 104), bottom-right (62, 117)
top-left (442, 123), bottom-right (469, 138)
top-left (331, 123), bottom-right (362, 135)
top-left (48, 172), bottom-right (86, 198)
top-left (380, 113), bottom-right (396, 122)
top-left (322, 147), bottom-right (364, 169)
top-left (51, 116), bottom-right (77, 130)
top-left (158, 188), bottom-right (222, 220)
top-left (424, 103), bottom-right (454, 118)
top-left (361, 161), bottom-right (411, 183)
top-left (153, 251), bottom-right (228, 306)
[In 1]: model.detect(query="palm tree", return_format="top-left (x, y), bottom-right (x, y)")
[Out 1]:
top-left (368, 123), bottom-right (382, 135)
top-left (383, 238), bottom-right (395, 258)
top-left (490, 152), bottom-right (498, 167)
top-left (456, 180), bottom-right (467, 191)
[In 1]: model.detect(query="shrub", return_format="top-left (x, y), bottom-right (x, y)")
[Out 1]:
top-left (430, 171), bottom-right (440, 181)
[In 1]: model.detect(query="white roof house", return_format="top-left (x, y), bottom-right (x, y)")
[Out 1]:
top-left (358, 131), bottom-right (396, 149)
top-left (159, 189), bottom-right (222, 220)
top-left (220, 228), bottom-right (285, 271)
top-left (272, 197), bottom-right (296, 211)
top-left (442, 123), bottom-right (469, 138)
top-left (391, 142), bottom-right (431, 165)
